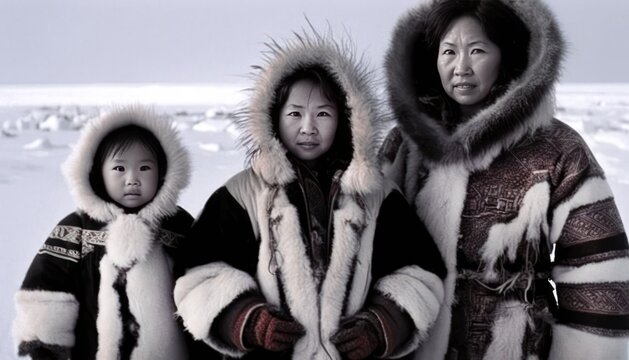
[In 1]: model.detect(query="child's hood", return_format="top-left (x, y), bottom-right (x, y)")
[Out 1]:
top-left (236, 29), bottom-right (385, 195)
top-left (62, 106), bottom-right (191, 224)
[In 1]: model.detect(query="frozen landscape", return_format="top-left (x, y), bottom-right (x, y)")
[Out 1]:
top-left (1, 83), bottom-right (628, 358)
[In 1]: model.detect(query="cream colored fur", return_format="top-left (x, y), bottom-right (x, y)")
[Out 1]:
top-left (13, 290), bottom-right (79, 349)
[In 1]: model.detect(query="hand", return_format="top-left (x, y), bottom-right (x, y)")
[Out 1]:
top-left (243, 305), bottom-right (305, 352)
top-left (331, 312), bottom-right (384, 360)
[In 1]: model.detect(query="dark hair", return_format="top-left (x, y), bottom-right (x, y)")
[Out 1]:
top-left (89, 124), bottom-right (167, 203)
top-left (269, 65), bottom-right (353, 164)
top-left (414, 0), bottom-right (530, 120)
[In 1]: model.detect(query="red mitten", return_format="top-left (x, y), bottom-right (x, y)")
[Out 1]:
top-left (243, 305), bottom-right (305, 352)
top-left (330, 311), bottom-right (384, 360)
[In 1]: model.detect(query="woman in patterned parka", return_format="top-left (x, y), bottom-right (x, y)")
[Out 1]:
top-left (380, 0), bottom-right (629, 358)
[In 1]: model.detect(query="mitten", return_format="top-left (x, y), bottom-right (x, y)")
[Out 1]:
top-left (330, 311), bottom-right (385, 360)
top-left (243, 305), bottom-right (305, 352)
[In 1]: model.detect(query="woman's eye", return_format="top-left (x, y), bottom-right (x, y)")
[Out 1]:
top-left (441, 49), bottom-right (454, 55)
top-left (471, 48), bottom-right (486, 54)
top-left (317, 111), bottom-right (330, 117)
top-left (287, 111), bottom-right (301, 117)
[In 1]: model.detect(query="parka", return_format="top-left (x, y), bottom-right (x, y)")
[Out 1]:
top-left (13, 106), bottom-right (198, 359)
top-left (380, 0), bottom-right (629, 359)
top-left (174, 31), bottom-right (447, 359)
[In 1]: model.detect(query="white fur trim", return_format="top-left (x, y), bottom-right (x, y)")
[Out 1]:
top-left (239, 30), bottom-right (384, 194)
top-left (481, 182), bottom-right (550, 281)
top-left (127, 245), bottom-right (187, 359)
top-left (552, 258), bottom-right (629, 284)
top-left (13, 290), bottom-right (79, 348)
top-left (96, 247), bottom-right (187, 359)
top-left (550, 177), bottom-right (613, 244)
top-left (174, 262), bottom-right (258, 357)
top-left (483, 300), bottom-right (529, 360)
top-left (105, 214), bottom-right (154, 268)
top-left (413, 164), bottom-right (469, 359)
top-left (319, 194), bottom-right (371, 356)
top-left (265, 190), bottom-right (322, 358)
top-left (62, 105), bottom-right (190, 224)
top-left (96, 255), bottom-right (123, 359)
top-left (549, 324), bottom-right (629, 360)
top-left (375, 266), bottom-right (445, 357)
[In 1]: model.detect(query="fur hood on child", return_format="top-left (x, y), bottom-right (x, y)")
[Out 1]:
top-left (13, 106), bottom-right (195, 359)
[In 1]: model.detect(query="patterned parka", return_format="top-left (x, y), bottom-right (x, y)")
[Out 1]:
top-left (380, 0), bottom-right (629, 359)
top-left (13, 107), bottom-right (199, 359)
top-left (174, 32), bottom-right (446, 359)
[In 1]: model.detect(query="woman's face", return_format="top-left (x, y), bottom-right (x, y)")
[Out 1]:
top-left (437, 15), bottom-right (501, 117)
top-left (278, 78), bottom-right (338, 167)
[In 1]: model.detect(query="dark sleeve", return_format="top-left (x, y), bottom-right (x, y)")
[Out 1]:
top-left (180, 186), bottom-right (260, 276)
top-left (15, 213), bottom-right (84, 360)
top-left (372, 189), bottom-right (446, 280)
top-left (21, 212), bottom-right (84, 292)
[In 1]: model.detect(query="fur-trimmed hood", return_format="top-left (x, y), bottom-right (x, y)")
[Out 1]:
top-left (385, 0), bottom-right (565, 167)
top-left (62, 106), bottom-right (191, 226)
top-left (237, 29), bottom-right (384, 194)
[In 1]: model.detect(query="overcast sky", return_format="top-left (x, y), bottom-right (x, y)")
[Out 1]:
top-left (1, 0), bottom-right (628, 84)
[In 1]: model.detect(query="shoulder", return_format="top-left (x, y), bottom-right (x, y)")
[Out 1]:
top-left (55, 211), bottom-right (107, 231)
top-left (224, 168), bottom-right (266, 209)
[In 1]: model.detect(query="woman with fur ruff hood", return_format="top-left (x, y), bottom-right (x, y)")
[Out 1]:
top-left (380, 0), bottom-right (629, 359)
top-left (13, 106), bottom-right (203, 359)
top-left (174, 30), bottom-right (446, 360)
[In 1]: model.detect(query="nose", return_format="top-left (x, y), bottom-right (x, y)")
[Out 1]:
top-left (454, 54), bottom-right (472, 76)
top-left (299, 115), bottom-right (317, 135)
top-left (126, 172), bottom-right (140, 186)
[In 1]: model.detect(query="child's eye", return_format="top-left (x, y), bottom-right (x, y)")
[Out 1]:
top-left (112, 166), bottom-right (125, 172)
top-left (140, 165), bottom-right (152, 171)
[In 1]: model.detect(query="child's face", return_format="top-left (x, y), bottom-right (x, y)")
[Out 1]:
top-left (279, 79), bottom-right (338, 166)
top-left (101, 142), bottom-right (159, 209)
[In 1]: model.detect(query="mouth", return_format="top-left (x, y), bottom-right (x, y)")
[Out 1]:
top-left (124, 192), bottom-right (141, 197)
top-left (454, 82), bottom-right (476, 90)
top-left (297, 141), bottom-right (319, 148)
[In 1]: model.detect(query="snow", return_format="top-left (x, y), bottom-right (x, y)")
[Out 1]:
top-left (1, 83), bottom-right (628, 357)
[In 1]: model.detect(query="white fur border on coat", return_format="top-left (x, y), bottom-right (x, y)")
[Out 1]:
top-left (13, 290), bottom-right (79, 349)
top-left (174, 262), bottom-right (258, 358)
top-left (374, 265), bottom-right (445, 357)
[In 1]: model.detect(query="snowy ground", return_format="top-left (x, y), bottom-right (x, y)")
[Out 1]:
top-left (1, 83), bottom-right (628, 357)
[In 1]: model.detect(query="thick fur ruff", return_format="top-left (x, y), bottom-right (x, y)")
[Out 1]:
top-left (384, 0), bottom-right (564, 166)
top-left (13, 290), bottom-right (79, 349)
top-left (62, 105), bottom-right (190, 224)
top-left (236, 29), bottom-right (384, 195)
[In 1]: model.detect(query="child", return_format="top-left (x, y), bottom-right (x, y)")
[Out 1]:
top-left (13, 106), bottom-right (196, 359)
top-left (174, 32), bottom-right (447, 359)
